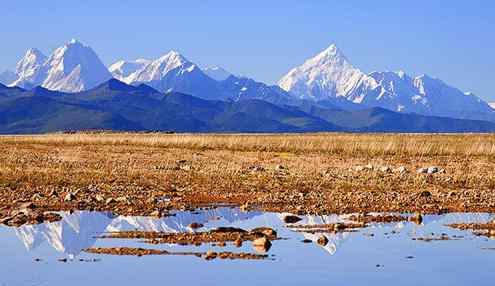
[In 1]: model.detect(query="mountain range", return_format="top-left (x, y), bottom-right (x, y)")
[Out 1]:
top-left (0, 39), bottom-right (494, 133)
top-left (1, 78), bottom-right (495, 134)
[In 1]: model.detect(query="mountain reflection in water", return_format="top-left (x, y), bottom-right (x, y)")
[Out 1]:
top-left (10, 208), bottom-right (495, 257)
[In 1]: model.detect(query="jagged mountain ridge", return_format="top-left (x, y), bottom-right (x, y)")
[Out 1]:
top-left (3, 40), bottom-right (494, 122)
top-left (278, 44), bottom-right (495, 121)
top-left (9, 39), bottom-right (112, 92)
top-left (1, 78), bottom-right (495, 133)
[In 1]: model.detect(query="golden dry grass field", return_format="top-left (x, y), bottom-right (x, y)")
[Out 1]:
top-left (1, 132), bottom-right (495, 226)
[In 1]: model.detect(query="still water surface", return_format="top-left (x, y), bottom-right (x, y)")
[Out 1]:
top-left (1, 208), bottom-right (494, 286)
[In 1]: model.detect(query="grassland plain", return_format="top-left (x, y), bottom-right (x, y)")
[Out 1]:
top-left (1, 132), bottom-right (495, 227)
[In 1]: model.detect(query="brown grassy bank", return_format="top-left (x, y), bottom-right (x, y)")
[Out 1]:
top-left (1, 132), bottom-right (495, 226)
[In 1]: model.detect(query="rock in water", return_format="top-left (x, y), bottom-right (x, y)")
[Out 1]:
top-left (252, 237), bottom-right (272, 253)
top-left (317, 235), bottom-right (329, 246)
top-left (283, 215), bottom-right (302, 224)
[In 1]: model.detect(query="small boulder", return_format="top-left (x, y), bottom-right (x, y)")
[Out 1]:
top-left (317, 235), bottom-right (329, 246)
top-left (252, 237), bottom-right (272, 253)
top-left (251, 227), bottom-right (277, 237)
top-left (234, 238), bottom-right (243, 247)
top-left (379, 166), bottom-right (391, 173)
top-left (419, 191), bottom-right (432, 198)
top-left (354, 166), bottom-right (365, 172)
top-left (205, 250), bottom-right (217, 260)
top-left (283, 215), bottom-right (302, 224)
top-left (64, 193), bottom-right (76, 202)
top-left (188, 222), bottom-right (204, 229)
top-left (417, 168), bottom-right (428, 174)
top-left (409, 213), bottom-right (423, 224)
top-left (427, 167), bottom-right (439, 174)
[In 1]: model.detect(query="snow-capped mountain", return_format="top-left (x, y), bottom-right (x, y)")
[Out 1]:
top-left (9, 48), bottom-right (47, 89)
top-left (279, 44), bottom-right (374, 101)
top-left (115, 51), bottom-right (287, 102)
top-left (0, 70), bottom-right (17, 85)
top-left (14, 208), bottom-right (263, 255)
top-left (10, 39), bottom-right (112, 92)
top-left (120, 51), bottom-right (221, 99)
top-left (109, 58), bottom-right (150, 82)
top-left (279, 44), bottom-right (495, 121)
top-left (203, 66), bottom-right (232, 81)
top-left (218, 75), bottom-right (291, 104)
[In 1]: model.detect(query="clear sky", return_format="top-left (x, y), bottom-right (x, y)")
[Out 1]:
top-left (1, 0), bottom-right (494, 100)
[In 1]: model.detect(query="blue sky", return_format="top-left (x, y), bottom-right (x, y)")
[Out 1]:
top-left (2, 0), bottom-right (494, 100)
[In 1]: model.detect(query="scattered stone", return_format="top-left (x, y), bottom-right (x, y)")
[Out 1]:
top-left (249, 166), bottom-right (265, 172)
top-left (19, 202), bottom-right (36, 210)
top-left (379, 166), bottom-right (391, 173)
top-left (283, 215), bottom-right (302, 224)
top-left (419, 191), bottom-right (432, 198)
top-left (188, 222), bottom-right (204, 229)
top-left (205, 250), bottom-right (217, 260)
top-left (417, 168), bottom-right (428, 174)
top-left (354, 166), bottom-right (365, 172)
top-left (150, 210), bottom-right (162, 217)
top-left (394, 166), bottom-right (407, 174)
top-left (333, 223), bottom-right (345, 231)
top-left (234, 238), bottom-right (243, 247)
top-left (409, 213), bottom-right (423, 224)
top-left (252, 237), bottom-right (271, 249)
top-left (64, 193), bottom-right (76, 202)
top-left (317, 235), bottom-right (329, 246)
top-left (427, 167), bottom-right (439, 174)
top-left (31, 193), bottom-right (44, 200)
top-left (251, 227), bottom-right (277, 237)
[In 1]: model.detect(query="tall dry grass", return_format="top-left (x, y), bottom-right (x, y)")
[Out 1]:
top-left (2, 133), bottom-right (495, 157)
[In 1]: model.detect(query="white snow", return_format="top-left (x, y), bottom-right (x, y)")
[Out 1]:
top-left (10, 39), bottom-right (111, 92)
top-left (203, 66), bottom-right (232, 81)
top-left (278, 44), bottom-right (495, 120)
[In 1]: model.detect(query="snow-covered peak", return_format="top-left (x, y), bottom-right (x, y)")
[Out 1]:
top-left (109, 58), bottom-right (151, 83)
top-left (278, 44), bottom-right (374, 100)
top-left (10, 40), bottom-right (111, 92)
top-left (14, 48), bottom-right (46, 78)
top-left (40, 40), bottom-right (112, 92)
top-left (68, 38), bottom-right (80, 45)
top-left (127, 50), bottom-right (195, 83)
top-left (203, 66), bottom-right (232, 81)
top-left (310, 44), bottom-right (346, 63)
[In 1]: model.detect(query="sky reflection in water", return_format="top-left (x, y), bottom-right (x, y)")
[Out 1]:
top-left (1, 208), bottom-right (495, 286)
